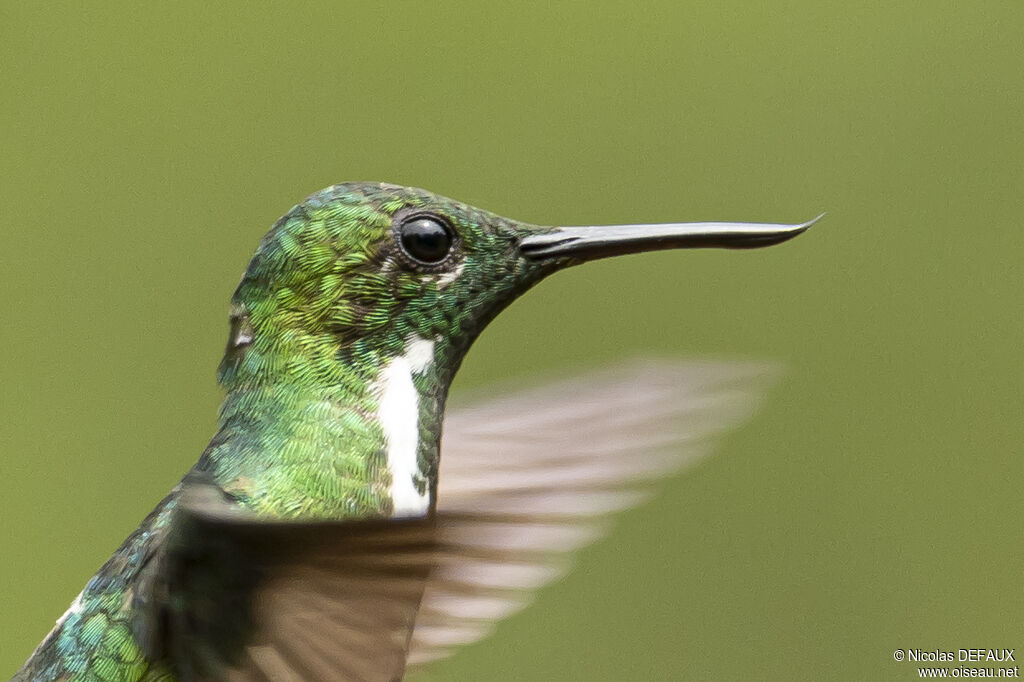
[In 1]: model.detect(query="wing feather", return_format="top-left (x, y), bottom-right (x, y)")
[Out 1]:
top-left (156, 360), bottom-right (772, 680)
top-left (406, 360), bottom-right (773, 669)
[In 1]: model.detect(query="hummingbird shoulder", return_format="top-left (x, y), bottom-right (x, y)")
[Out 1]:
top-left (13, 182), bottom-right (813, 681)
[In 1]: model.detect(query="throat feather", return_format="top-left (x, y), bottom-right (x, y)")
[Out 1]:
top-left (376, 336), bottom-right (435, 517)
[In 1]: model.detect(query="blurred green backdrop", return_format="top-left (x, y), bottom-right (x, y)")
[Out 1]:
top-left (2, 2), bottom-right (1022, 680)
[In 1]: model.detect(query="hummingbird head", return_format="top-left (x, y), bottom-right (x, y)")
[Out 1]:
top-left (220, 182), bottom-right (814, 391)
top-left (219, 182), bottom-right (558, 391)
top-left (210, 181), bottom-right (814, 518)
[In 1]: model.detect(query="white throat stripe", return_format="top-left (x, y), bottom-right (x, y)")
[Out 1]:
top-left (376, 335), bottom-right (434, 517)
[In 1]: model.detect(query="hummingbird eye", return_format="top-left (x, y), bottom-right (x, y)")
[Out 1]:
top-left (397, 215), bottom-right (454, 265)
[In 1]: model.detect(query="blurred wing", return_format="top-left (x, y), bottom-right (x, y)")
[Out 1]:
top-left (156, 483), bottom-right (440, 682)
top-left (407, 360), bottom-right (773, 668)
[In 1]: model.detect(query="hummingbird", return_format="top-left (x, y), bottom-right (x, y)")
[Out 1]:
top-left (12, 182), bottom-right (814, 681)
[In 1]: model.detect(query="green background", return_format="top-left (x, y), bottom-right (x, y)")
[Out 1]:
top-left (2, 2), bottom-right (1021, 679)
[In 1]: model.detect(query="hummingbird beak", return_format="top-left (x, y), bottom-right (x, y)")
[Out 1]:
top-left (519, 214), bottom-right (821, 261)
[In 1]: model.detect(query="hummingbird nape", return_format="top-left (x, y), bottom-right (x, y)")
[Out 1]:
top-left (14, 182), bottom-right (814, 681)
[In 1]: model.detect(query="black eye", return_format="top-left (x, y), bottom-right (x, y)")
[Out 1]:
top-left (398, 215), bottom-right (454, 264)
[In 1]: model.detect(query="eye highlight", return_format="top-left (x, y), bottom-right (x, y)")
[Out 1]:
top-left (397, 215), bottom-right (454, 265)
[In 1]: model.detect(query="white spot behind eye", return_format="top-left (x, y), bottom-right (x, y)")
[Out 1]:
top-left (435, 262), bottom-right (465, 288)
